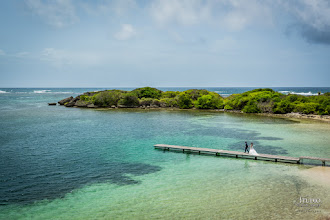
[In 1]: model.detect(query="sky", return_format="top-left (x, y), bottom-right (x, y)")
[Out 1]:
top-left (0, 0), bottom-right (330, 87)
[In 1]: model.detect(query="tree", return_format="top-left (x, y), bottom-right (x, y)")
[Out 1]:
top-left (93, 90), bottom-right (122, 107)
top-left (132, 87), bottom-right (162, 99)
top-left (195, 94), bottom-right (223, 109)
top-left (177, 93), bottom-right (193, 109)
top-left (118, 93), bottom-right (139, 107)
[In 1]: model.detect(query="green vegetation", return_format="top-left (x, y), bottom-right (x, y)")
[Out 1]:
top-left (70, 87), bottom-right (330, 115)
top-left (118, 93), bottom-right (139, 107)
top-left (132, 87), bottom-right (162, 99)
top-left (224, 88), bottom-right (330, 115)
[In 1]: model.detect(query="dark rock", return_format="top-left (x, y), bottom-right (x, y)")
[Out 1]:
top-left (64, 102), bottom-right (75, 107)
top-left (75, 100), bottom-right (88, 107)
top-left (64, 97), bottom-right (80, 107)
top-left (48, 103), bottom-right (57, 106)
top-left (58, 96), bottom-right (73, 105)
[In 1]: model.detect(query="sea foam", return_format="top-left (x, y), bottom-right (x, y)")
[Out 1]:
top-left (279, 91), bottom-right (320, 96)
top-left (33, 90), bottom-right (52, 94)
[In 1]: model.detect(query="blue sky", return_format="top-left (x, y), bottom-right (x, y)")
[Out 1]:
top-left (0, 0), bottom-right (330, 87)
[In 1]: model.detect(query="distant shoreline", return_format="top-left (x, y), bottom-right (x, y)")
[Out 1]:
top-left (54, 87), bottom-right (330, 121)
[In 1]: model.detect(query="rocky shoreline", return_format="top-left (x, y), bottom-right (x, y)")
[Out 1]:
top-left (55, 95), bottom-right (330, 123)
top-left (259, 112), bottom-right (330, 122)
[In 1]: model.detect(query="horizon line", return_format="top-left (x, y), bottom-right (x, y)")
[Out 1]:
top-left (1, 86), bottom-right (330, 89)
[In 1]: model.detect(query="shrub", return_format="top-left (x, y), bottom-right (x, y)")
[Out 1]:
top-left (152, 99), bottom-right (160, 106)
top-left (132, 87), bottom-right (162, 99)
top-left (177, 93), bottom-right (193, 109)
top-left (80, 95), bottom-right (96, 104)
top-left (273, 100), bottom-right (294, 114)
top-left (224, 104), bottom-right (233, 110)
top-left (159, 98), bottom-right (178, 107)
top-left (139, 98), bottom-right (154, 106)
top-left (294, 103), bottom-right (319, 114)
top-left (162, 91), bottom-right (180, 98)
top-left (242, 101), bottom-right (260, 113)
top-left (183, 89), bottom-right (209, 100)
top-left (287, 94), bottom-right (298, 102)
top-left (93, 90), bottom-right (122, 107)
top-left (118, 93), bottom-right (139, 107)
top-left (195, 94), bottom-right (223, 109)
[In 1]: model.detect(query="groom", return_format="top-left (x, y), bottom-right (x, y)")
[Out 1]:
top-left (244, 142), bottom-right (249, 153)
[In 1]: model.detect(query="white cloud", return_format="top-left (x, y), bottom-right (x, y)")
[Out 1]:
top-left (149, 0), bottom-right (210, 26)
top-left (81, 0), bottom-right (137, 16)
top-left (280, 0), bottom-right (330, 31)
top-left (220, 0), bottom-right (273, 31)
top-left (25, 0), bottom-right (78, 28)
top-left (149, 0), bottom-right (273, 30)
top-left (114, 24), bottom-right (137, 40)
top-left (0, 49), bottom-right (5, 56)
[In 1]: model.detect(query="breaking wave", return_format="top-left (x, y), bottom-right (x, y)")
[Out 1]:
top-left (33, 90), bottom-right (52, 94)
top-left (279, 91), bottom-right (321, 96)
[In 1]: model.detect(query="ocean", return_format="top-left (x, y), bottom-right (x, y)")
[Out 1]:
top-left (0, 87), bottom-right (330, 219)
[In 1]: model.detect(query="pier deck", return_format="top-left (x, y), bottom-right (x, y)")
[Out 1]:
top-left (154, 144), bottom-right (329, 166)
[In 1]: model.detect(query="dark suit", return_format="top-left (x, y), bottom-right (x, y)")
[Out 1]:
top-left (244, 143), bottom-right (249, 153)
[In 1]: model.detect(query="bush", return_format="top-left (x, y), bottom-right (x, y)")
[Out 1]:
top-left (93, 90), bottom-right (122, 107)
top-left (162, 91), bottom-right (180, 98)
top-left (118, 93), bottom-right (139, 107)
top-left (195, 94), bottom-right (223, 109)
top-left (287, 95), bottom-right (298, 102)
top-left (139, 98), bottom-right (154, 106)
top-left (242, 101), bottom-right (260, 113)
top-left (80, 94), bottom-right (95, 103)
top-left (177, 93), bottom-right (193, 109)
top-left (184, 89), bottom-right (209, 100)
top-left (224, 104), bottom-right (233, 110)
top-left (159, 98), bottom-right (178, 107)
top-left (132, 87), bottom-right (162, 99)
top-left (273, 100), bottom-right (294, 114)
top-left (294, 103), bottom-right (319, 114)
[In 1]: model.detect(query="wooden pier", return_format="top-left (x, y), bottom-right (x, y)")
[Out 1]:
top-left (154, 144), bottom-right (329, 166)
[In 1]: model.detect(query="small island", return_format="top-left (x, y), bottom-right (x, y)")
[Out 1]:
top-left (58, 87), bottom-right (330, 119)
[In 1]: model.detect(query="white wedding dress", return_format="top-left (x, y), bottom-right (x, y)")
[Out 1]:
top-left (249, 147), bottom-right (259, 155)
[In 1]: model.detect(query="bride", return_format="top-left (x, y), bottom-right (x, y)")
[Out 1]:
top-left (249, 143), bottom-right (259, 155)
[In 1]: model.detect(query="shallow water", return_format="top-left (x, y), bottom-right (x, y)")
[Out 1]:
top-left (0, 89), bottom-right (330, 219)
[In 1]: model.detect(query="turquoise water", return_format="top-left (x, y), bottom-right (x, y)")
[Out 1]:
top-left (0, 88), bottom-right (330, 219)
